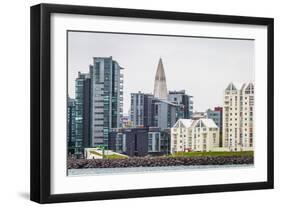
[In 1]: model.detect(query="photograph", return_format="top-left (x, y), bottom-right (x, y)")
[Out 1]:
top-left (29, 3), bottom-right (274, 203)
top-left (66, 31), bottom-right (255, 176)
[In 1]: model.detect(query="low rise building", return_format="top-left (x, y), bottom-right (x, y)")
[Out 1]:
top-left (109, 127), bottom-right (170, 156)
top-left (160, 129), bottom-right (171, 155)
top-left (170, 118), bottom-right (219, 153)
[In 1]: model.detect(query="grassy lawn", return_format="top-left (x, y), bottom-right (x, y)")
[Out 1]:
top-left (104, 154), bottom-right (128, 159)
top-left (89, 150), bottom-right (253, 159)
top-left (170, 151), bottom-right (254, 157)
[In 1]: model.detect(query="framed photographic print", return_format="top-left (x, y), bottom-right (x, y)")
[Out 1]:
top-left (30, 3), bottom-right (274, 203)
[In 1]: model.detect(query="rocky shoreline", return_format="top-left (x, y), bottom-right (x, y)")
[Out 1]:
top-left (67, 156), bottom-right (254, 169)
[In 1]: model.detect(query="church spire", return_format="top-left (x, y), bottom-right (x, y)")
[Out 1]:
top-left (153, 58), bottom-right (168, 99)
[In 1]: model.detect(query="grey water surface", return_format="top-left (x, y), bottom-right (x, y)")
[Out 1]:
top-left (68, 164), bottom-right (254, 177)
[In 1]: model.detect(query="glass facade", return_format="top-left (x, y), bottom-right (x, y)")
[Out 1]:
top-left (67, 97), bottom-right (76, 154)
top-left (130, 92), bottom-right (154, 127)
top-left (148, 131), bottom-right (161, 153)
top-left (168, 90), bottom-right (193, 119)
top-left (91, 57), bottom-right (123, 148)
top-left (73, 72), bottom-right (91, 154)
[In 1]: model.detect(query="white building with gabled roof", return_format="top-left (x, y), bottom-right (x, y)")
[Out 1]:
top-left (170, 118), bottom-right (219, 153)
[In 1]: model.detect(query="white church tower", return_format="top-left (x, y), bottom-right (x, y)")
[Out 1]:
top-left (153, 58), bottom-right (168, 100)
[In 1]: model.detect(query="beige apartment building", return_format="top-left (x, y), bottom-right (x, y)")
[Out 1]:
top-left (223, 82), bottom-right (254, 151)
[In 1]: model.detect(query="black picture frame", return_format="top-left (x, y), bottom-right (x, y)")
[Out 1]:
top-left (30, 3), bottom-right (274, 204)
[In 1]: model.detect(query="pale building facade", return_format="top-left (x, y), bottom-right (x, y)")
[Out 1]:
top-left (223, 82), bottom-right (254, 151)
top-left (170, 118), bottom-right (219, 153)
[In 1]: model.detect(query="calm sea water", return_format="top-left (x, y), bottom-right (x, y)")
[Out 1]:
top-left (68, 164), bottom-right (254, 176)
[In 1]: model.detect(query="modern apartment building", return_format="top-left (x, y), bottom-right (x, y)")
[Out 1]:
top-left (74, 72), bottom-right (92, 154)
top-left (206, 108), bottom-right (222, 130)
top-left (67, 56), bottom-right (124, 155)
top-left (153, 99), bottom-right (178, 130)
top-left (130, 92), bottom-right (154, 127)
top-left (223, 82), bottom-right (254, 151)
top-left (214, 107), bottom-right (223, 130)
top-left (170, 118), bottom-right (219, 153)
top-left (207, 107), bottom-right (223, 146)
top-left (130, 92), bottom-right (183, 130)
top-left (67, 97), bottom-right (76, 153)
top-left (168, 90), bottom-right (194, 119)
top-left (90, 57), bottom-right (124, 147)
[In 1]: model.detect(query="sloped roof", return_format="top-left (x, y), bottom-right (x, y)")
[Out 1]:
top-left (173, 118), bottom-right (218, 129)
top-left (173, 119), bottom-right (194, 128)
top-left (200, 118), bottom-right (218, 128)
top-left (225, 82), bottom-right (246, 91)
top-left (241, 82), bottom-right (254, 92)
top-left (191, 118), bottom-right (218, 128)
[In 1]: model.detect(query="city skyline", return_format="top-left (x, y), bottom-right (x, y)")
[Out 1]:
top-left (68, 31), bottom-right (254, 113)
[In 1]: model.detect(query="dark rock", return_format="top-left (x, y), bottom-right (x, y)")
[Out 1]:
top-left (67, 156), bottom-right (254, 169)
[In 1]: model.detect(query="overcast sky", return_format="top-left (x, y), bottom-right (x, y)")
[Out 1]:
top-left (68, 31), bottom-right (254, 114)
